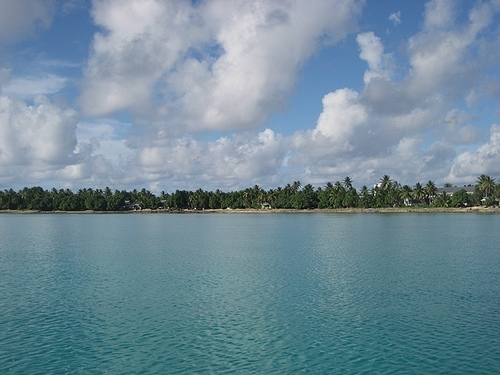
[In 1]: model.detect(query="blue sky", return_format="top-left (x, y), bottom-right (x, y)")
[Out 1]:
top-left (1, 0), bottom-right (500, 193)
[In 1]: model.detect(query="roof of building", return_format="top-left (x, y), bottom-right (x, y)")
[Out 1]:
top-left (436, 186), bottom-right (476, 194)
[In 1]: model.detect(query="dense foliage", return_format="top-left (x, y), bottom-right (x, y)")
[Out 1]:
top-left (1, 175), bottom-right (498, 211)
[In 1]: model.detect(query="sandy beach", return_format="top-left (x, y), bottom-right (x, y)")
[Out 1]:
top-left (1, 206), bottom-right (500, 214)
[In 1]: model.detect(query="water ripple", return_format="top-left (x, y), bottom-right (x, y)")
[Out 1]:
top-left (1, 213), bottom-right (500, 373)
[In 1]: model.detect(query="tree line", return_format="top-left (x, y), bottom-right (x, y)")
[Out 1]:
top-left (0, 175), bottom-right (498, 211)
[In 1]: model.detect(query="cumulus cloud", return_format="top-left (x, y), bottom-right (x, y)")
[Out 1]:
top-left (80, 0), bottom-right (197, 118)
top-left (313, 88), bottom-right (367, 150)
top-left (0, 93), bottom-right (131, 188)
top-left (448, 125), bottom-right (500, 181)
top-left (72, 0), bottom-right (500, 190)
top-left (0, 95), bottom-right (86, 188)
top-left (357, 31), bottom-right (392, 84)
top-left (80, 0), bottom-right (362, 132)
top-left (284, 0), bottom-right (500, 187)
top-left (3, 0), bottom-right (500, 192)
top-left (76, 119), bottom-right (134, 165)
top-left (0, 95), bottom-right (78, 166)
top-left (130, 128), bottom-right (287, 191)
top-left (407, 0), bottom-right (495, 100)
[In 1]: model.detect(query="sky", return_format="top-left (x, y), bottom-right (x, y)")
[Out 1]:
top-left (1, 0), bottom-right (500, 193)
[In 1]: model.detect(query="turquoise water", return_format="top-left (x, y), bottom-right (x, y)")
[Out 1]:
top-left (0, 213), bottom-right (499, 374)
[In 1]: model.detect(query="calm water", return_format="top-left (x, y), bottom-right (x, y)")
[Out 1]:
top-left (0, 213), bottom-right (499, 374)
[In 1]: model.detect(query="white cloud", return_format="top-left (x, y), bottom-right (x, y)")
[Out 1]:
top-left (448, 124), bottom-right (500, 181)
top-left (79, 0), bottom-right (198, 117)
top-left (0, 94), bottom-right (129, 189)
top-left (131, 128), bottom-right (287, 191)
top-left (313, 88), bottom-right (367, 150)
top-left (0, 1), bottom-right (55, 44)
top-left (80, 0), bottom-right (362, 132)
top-left (423, 0), bottom-right (455, 30)
top-left (407, 0), bottom-right (494, 100)
top-left (282, 0), bottom-right (500, 188)
top-left (0, 95), bottom-right (78, 167)
top-left (3, 0), bottom-right (500, 192)
top-left (442, 110), bottom-right (480, 145)
top-left (388, 11), bottom-right (401, 26)
top-left (79, 0), bottom-right (498, 191)
top-left (76, 119), bottom-right (134, 164)
top-left (357, 31), bottom-right (392, 84)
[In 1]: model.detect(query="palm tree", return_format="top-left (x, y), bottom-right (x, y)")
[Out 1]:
top-left (434, 191), bottom-right (451, 207)
top-left (318, 183), bottom-right (333, 208)
top-left (265, 189), bottom-right (276, 208)
top-left (242, 188), bottom-right (253, 208)
top-left (359, 185), bottom-right (369, 197)
top-left (359, 185), bottom-right (372, 208)
top-left (192, 188), bottom-right (208, 209)
top-left (379, 175), bottom-right (392, 191)
top-left (274, 186), bottom-right (287, 208)
top-left (255, 185), bottom-right (265, 206)
top-left (412, 182), bottom-right (425, 205)
top-left (372, 175), bottom-right (393, 206)
top-left (343, 187), bottom-right (359, 208)
top-left (330, 181), bottom-right (346, 208)
top-left (400, 185), bottom-right (413, 206)
top-left (424, 180), bottom-right (437, 205)
top-left (388, 181), bottom-right (402, 206)
top-left (188, 192), bottom-right (197, 209)
top-left (476, 174), bottom-right (495, 198)
top-left (343, 176), bottom-right (353, 190)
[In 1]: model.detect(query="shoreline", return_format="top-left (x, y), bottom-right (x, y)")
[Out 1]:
top-left (1, 206), bottom-right (500, 214)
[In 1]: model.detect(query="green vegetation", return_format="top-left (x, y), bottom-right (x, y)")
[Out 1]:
top-left (0, 175), bottom-right (498, 211)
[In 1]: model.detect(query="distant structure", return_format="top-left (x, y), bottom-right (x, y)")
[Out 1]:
top-left (436, 185), bottom-right (475, 196)
top-left (120, 203), bottom-right (141, 211)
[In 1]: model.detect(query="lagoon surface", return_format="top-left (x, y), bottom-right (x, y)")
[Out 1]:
top-left (1, 213), bottom-right (500, 374)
